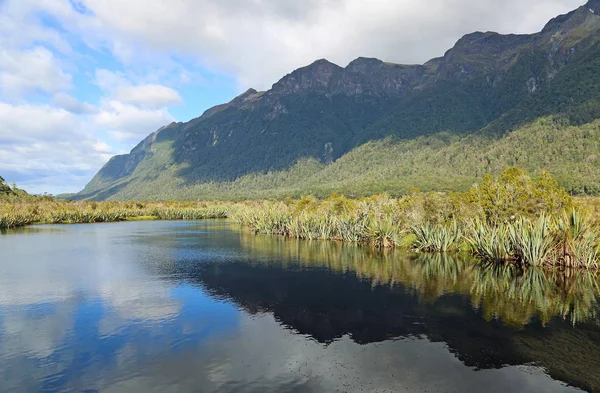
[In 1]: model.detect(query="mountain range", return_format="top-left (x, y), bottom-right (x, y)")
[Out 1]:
top-left (74, 0), bottom-right (600, 200)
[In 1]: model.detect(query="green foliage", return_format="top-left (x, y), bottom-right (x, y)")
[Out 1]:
top-left (466, 221), bottom-right (512, 263)
top-left (5, 167), bottom-right (600, 270)
top-left (410, 221), bottom-right (462, 253)
top-left (0, 176), bottom-right (13, 196)
top-left (508, 215), bottom-right (554, 267)
top-left (0, 199), bottom-right (232, 229)
top-left (555, 209), bottom-right (600, 269)
top-left (468, 167), bottom-right (572, 223)
top-left (74, 117), bottom-right (600, 201)
top-left (233, 168), bottom-right (600, 269)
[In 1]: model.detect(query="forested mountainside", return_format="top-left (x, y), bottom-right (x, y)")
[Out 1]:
top-left (75, 0), bottom-right (600, 201)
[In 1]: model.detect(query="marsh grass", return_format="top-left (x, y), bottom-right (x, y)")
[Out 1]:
top-left (0, 200), bottom-right (232, 229)
top-left (466, 221), bottom-right (512, 263)
top-left (410, 221), bottom-right (462, 253)
top-left (554, 209), bottom-right (600, 269)
top-left (508, 215), bottom-right (554, 267)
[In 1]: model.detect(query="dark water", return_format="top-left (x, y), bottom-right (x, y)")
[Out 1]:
top-left (1, 221), bottom-right (599, 393)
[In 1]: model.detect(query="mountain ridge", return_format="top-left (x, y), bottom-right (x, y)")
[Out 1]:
top-left (74, 1), bottom-right (600, 201)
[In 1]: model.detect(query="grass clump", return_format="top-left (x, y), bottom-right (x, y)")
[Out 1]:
top-left (0, 198), bottom-right (234, 229)
top-left (410, 221), bottom-right (462, 253)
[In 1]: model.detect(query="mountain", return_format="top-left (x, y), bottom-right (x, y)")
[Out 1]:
top-left (76, 1), bottom-right (600, 201)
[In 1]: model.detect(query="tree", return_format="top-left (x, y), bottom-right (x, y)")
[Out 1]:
top-left (468, 167), bottom-right (571, 223)
top-left (0, 176), bottom-right (13, 195)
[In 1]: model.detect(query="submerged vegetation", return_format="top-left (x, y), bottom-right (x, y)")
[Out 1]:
top-left (3, 167), bottom-right (600, 269)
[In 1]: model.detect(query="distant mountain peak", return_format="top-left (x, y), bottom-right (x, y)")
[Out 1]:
top-left (230, 88), bottom-right (261, 105)
top-left (346, 57), bottom-right (384, 73)
top-left (198, 88), bottom-right (262, 120)
top-left (272, 58), bottom-right (343, 92)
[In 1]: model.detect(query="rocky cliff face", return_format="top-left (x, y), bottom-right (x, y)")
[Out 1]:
top-left (76, 1), bottom-right (600, 200)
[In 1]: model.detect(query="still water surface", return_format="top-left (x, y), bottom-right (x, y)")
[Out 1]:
top-left (1, 220), bottom-right (599, 392)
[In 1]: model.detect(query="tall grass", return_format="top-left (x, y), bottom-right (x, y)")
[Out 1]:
top-left (410, 221), bottom-right (462, 253)
top-left (554, 209), bottom-right (600, 269)
top-left (508, 215), bottom-right (554, 267)
top-left (466, 221), bottom-right (512, 263)
top-left (0, 200), bottom-right (232, 229)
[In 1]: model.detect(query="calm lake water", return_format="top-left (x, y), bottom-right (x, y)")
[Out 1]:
top-left (1, 220), bottom-right (599, 393)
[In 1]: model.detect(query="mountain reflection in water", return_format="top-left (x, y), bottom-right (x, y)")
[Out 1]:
top-left (188, 231), bottom-right (600, 390)
top-left (1, 221), bottom-right (598, 392)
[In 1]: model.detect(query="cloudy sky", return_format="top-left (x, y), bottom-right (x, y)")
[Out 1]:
top-left (0, 0), bottom-right (585, 194)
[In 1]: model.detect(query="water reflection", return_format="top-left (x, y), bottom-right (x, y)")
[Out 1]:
top-left (237, 232), bottom-right (600, 328)
top-left (0, 221), bottom-right (597, 392)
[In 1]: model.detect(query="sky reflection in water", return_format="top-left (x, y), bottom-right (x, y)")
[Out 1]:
top-left (0, 220), bottom-right (597, 392)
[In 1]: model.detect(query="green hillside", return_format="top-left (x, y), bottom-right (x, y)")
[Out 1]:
top-left (74, 1), bottom-right (600, 201)
top-left (74, 116), bottom-right (600, 200)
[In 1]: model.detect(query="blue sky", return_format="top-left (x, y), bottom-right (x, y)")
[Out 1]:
top-left (0, 0), bottom-right (584, 194)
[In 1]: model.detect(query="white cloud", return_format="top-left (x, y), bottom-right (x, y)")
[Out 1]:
top-left (115, 84), bottom-right (182, 107)
top-left (93, 100), bottom-right (175, 143)
top-left (0, 0), bottom-right (73, 55)
top-left (52, 92), bottom-right (97, 114)
top-left (0, 102), bottom-right (117, 194)
top-left (0, 46), bottom-right (72, 96)
top-left (94, 69), bottom-right (182, 107)
top-left (0, 102), bottom-right (77, 144)
top-left (55, 0), bottom-right (584, 89)
top-left (94, 68), bottom-right (129, 92)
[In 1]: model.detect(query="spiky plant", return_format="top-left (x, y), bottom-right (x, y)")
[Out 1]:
top-left (466, 220), bottom-right (512, 263)
top-left (553, 209), bottom-right (600, 269)
top-left (367, 218), bottom-right (402, 248)
top-left (410, 220), bottom-right (462, 253)
top-left (508, 214), bottom-right (554, 267)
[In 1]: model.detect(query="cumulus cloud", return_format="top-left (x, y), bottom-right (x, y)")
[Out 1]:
top-left (52, 92), bottom-right (97, 114)
top-left (0, 102), bottom-right (118, 194)
top-left (61, 0), bottom-right (584, 89)
top-left (114, 84), bottom-right (182, 107)
top-left (94, 68), bottom-right (182, 107)
top-left (93, 100), bottom-right (175, 143)
top-left (0, 1), bottom-right (73, 55)
top-left (0, 103), bottom-right (77, 144)
top-left (0, 46), bottom-right (72, 96)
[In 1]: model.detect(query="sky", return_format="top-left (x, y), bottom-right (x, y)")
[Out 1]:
top-left (0, 0), bottom-right (586, 195)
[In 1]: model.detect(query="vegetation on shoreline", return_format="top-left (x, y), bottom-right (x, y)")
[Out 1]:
top-left (234, 168), bottom-right (600, 269)
top-left (4, 168), bottom-right (600, 270)
top-left (0, 180), bottom-right (228, 229)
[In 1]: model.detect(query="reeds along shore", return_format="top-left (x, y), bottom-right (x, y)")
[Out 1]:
top-left (3, 167), bottom-right (600, 269)
top-left (234, 168), bottom-right (600, 270)
top-left (0, 199), bottom-right (228, 229)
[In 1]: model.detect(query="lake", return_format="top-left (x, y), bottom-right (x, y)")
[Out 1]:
top-left (1, 220), bottom-right (599, 392)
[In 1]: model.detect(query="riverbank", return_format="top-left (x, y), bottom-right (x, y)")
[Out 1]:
top-left (4, 168), bottom-right (600, 270)
top-left (0, 199), bottom-right (229, 229)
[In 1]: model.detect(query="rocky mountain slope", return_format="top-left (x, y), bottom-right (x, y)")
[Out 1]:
top-left (75, 1), bottom-right (600, 200)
